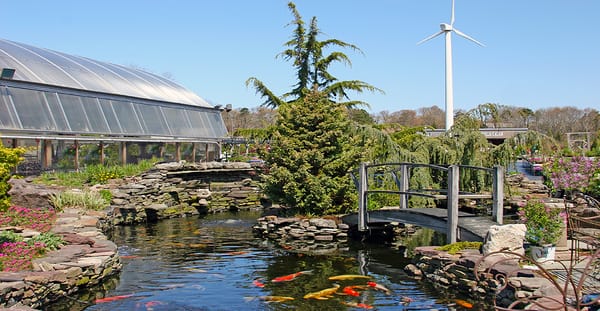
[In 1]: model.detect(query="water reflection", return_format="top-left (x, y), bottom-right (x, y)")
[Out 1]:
top-left (47, 210), bottom-right (492, 310)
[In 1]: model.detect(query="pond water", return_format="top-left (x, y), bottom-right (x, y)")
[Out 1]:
top-left (47, 211), bottom-right (494, 311)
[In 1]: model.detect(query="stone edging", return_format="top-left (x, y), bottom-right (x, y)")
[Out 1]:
top-left (0, 208), bottom-right (121, 309)
top-left (252, 215), bottom-right (350, 254)
top-left (404, 246), bottom-right (566, 309)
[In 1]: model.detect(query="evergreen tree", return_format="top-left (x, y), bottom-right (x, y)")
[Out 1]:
top-left (260, 91), bottom-right (365, 215)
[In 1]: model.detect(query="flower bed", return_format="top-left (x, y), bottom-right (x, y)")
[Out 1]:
top-left (0, 205), bottom-right (60, 271)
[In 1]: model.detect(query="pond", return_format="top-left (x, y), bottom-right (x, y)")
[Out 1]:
top-left (47, 210), bottom-right (494, 310)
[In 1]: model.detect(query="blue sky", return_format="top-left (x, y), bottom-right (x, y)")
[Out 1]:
top-left (2, 1), bottom-right (598, 114)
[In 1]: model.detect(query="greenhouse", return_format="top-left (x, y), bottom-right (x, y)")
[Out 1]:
top-left (0, 38), bottom-right (228, 173)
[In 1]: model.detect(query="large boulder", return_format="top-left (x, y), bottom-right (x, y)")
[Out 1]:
top-left (482, 224), bottom-right (527, 261)
top-left (8, 178), bottom-right (59, 209)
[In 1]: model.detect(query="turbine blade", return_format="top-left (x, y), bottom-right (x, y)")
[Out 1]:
top-left (450, 0), bottom-right (455, 25)
top-left (453, 28), bottom-right (485, 47)
top-left (417, 30), bottom-right (444, 45)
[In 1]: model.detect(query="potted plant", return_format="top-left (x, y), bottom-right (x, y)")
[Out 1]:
top-left (517, 199), bottom-right (566, 262)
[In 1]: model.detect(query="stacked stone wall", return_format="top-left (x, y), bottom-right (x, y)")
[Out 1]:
top-left (107, 161), bottom-right (264, 225)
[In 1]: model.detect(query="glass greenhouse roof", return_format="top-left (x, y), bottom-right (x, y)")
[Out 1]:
top-left (0, 38), bottom-right (227, 142)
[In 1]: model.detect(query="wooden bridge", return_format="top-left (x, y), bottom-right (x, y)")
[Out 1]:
top-left (343, 163), bottom-right (505, 243)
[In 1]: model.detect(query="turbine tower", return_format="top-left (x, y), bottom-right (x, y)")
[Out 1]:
top-left (418, 0), bottom-right (484, 131)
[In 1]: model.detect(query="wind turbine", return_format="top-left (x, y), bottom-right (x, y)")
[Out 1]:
top-left (418, 0), bottom-right (484, 131)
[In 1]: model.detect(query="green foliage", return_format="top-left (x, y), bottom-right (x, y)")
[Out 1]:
top-left (99, 189), bottom-right (112, 204)
top-left (29, 232), bottom-right (64, 251)
top-left (0, 142), bottom-right (25, 212)
top-left (261, 92), bottom-right (366, 215)
top-left (0, 230), bottom-right (23, 244)
top-left (518, 199), bottom-right (565, 245)
top-left (247, 1), bottom-right (382, 109)
top-left (49, 190), bottom-right (110, 211)
top-left (36, 158), bottom-right (158, 188)
top-left (436, 241), bottom-right (482, 255)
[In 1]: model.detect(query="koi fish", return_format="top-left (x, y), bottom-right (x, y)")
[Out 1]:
top-left (341, 301), bottom-right (374, 309)
top-left (303, 284), bottom-right (340, 300)
top-left (225, 251), bottom-right (248, 256)
top-left (144, 301), bottom-right (164, 311)
top-left (328, 274), bottom-right (371, 281)
top-left (244, 296), bottom-right (295, 303)
top-left (120, 255), bottom-right (139, 259)
top-left (342, 286), bottom-right (361, 297)
top-left (367, 281), bottom-right (392, 295)
top-left (94, 294), bottom-right (134, 303)
top-left (455, 299), bottom-right (473, 309)
top-left (253, 279), bottom-right (265, 288)
top-left (272, 270), bottom-right (312, 282)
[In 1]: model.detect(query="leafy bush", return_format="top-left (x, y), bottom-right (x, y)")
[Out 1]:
top-left (0, 142), bottom-right (25, 211)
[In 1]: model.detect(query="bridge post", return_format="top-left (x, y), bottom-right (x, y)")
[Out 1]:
top-left (399, 164), bottom-right (409, 209)
top-left (358, 162), bottom-right (368, 231)
top-left (492, 165), bottom-right (504, 224)
top-left (447, 165), bottom-right (459, 244)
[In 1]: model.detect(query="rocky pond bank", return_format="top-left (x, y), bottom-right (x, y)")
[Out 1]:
top-left (0, 208), bottom-right (119, 310)
top-left (1, 162), bottom-right (595, 310)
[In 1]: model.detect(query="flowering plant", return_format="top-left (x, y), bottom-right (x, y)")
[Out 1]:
top-left (544, 156), bottom-right (600, 198)
top-left (518, 199), bottom-right (566, 246)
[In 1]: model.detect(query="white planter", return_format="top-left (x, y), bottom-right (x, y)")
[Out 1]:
top-left (529, 244), bottom-right (556, 262)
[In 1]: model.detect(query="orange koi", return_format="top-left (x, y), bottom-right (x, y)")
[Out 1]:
top-left (455, 299), bottom-right (473, 309)
top-left (271, 270), bottom-right (312, 282)
top-left (94, 294), bottom-right (133, 303)
top-left (341, 301), bottom-right (374, 309)
top-left (253, 279), bottom-right (265, 288)
top-left (342, 286), bottom-right (360, 297)
top-left (120, 255), bottom-right (138, 259)
top-left (367, 281), bottom-right (392, 295)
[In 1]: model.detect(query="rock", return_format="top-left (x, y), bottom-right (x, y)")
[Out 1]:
top-left (7, 179), bottom-right (59, 210)
top-left (308, 218), bottom-right (337, 229)
top-left (482, 224), bottom-right (526, 261)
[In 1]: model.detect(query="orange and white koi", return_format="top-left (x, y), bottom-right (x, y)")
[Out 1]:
top-left (271, 270), bottom-right (312, 282)
top-left (328, 274), bottom-right (371, 281)
top-left (303, 284), bottom-right (340, 300)
top-left (367, 281), bottom-right (392, 295)
top-left (94, 294), bottom-right (134, 303)
top-left (341, 301), bottom-right (374, 309)
top-left (455, 299), bottom-right (473, 309)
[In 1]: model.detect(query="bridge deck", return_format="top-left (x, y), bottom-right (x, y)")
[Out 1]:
top-left (342, 207), bottom-right (497, 242)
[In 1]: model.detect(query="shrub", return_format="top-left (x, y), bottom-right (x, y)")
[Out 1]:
top-left (0, 142), bottom-right (25, 211)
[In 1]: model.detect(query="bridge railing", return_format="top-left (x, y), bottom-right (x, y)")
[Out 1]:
top-left (354, 162), bottom-right (504, 243)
